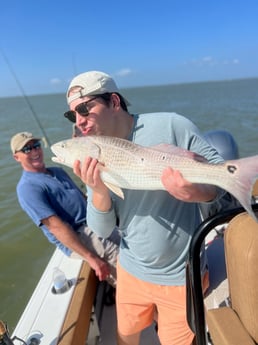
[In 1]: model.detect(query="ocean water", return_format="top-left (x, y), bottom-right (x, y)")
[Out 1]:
top-left (0, 78), bottom-right (257, 331)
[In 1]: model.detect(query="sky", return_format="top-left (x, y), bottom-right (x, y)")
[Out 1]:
top-left (0, 0), bottom-right (258, 97)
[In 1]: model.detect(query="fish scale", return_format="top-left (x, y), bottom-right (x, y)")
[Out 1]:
top-left (51, 135), bottom-right (258, 221)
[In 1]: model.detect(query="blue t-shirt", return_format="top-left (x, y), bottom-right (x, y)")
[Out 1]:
top-left (87, 112), bottom-right (224, 285)
top-left (17, 167), bottom-right (86, 255)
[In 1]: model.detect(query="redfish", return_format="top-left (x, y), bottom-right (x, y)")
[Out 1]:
top-left (51, 136), bottom-right (258, 221)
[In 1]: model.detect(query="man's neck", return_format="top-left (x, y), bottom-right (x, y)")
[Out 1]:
top-left (114, 112), bottom-right (134, 139)
top-left (23, 166), bottom-right (48, 174)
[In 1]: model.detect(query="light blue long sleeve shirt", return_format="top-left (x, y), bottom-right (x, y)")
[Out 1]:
top-left (87, 112), bottom-right (224, 285)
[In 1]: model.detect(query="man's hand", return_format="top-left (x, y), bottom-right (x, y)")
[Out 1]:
top-left (73, 157), bottom-right (112, 212)
top-left (73, 157), bottom-right (106, 192)
top-left (161, 167), bottom-right (217, 202)
top-left (87, 254), bottom-right (111, 281)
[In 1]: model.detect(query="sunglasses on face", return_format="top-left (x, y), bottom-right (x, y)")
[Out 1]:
top-left (19, 141), bottom-right (41, 154)
top-left (64, 96), bottom-right (99, 123)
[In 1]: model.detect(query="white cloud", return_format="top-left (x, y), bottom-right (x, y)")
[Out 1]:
top-left (183, 56), bottom-right (239, 67)
top-left (114, 68), bottom-right (133, 77)
top-left (50, 78), bottom-right (62, 85)
top-left (202, 56), bottom-right (213, 62)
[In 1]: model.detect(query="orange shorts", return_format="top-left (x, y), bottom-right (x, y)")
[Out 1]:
top-left (116, 261), bottom-right (196, 345)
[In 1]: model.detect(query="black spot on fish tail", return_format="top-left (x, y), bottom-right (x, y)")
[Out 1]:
top-left (227, 164), bottom-right (237, 174)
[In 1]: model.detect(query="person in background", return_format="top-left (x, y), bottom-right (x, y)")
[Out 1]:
top-left (11, 131), bottom-right (120, 287)
top-left (64, 71), bottom-right (224, 345)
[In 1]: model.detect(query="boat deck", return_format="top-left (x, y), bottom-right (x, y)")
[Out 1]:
top-left (98, 305), bottom-right (160, 345)
top-left (17, 206), bottom-right (258, 344)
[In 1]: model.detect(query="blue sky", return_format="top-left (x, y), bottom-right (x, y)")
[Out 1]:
top-left (1, 0), bottom-right (257, 97)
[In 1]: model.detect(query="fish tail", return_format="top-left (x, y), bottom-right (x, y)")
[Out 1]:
top-left (225, 155), bottom-right (258, 221)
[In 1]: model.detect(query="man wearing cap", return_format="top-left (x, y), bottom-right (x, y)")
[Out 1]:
top-left (64, 71), bottom-right (224, 345)
top-left (11, 131), bottom-right (120, 287)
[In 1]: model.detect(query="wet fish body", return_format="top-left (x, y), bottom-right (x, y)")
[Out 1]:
top-left (51, 136), bottom-right (258, 221)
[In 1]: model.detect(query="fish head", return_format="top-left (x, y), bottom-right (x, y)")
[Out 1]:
top-left (51, 137), bottom-right (100, 168)
top-left (51, 138), bottom-right (80, 168)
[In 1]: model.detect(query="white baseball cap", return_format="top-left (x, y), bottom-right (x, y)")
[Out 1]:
top-left (66, 70), bottom-right (130, 105)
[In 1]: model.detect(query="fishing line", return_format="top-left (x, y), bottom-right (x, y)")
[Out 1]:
top-left (1, 48), bottom-right (51, 147)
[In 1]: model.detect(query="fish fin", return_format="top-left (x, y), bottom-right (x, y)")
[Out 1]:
top-left (98, 164), bottom-right (125, 198)
top-left (51, 157), bottom-right (60, 163)
top-left (150, 144), bottom-right (207, 162)
top-left (104, 182), bottom-right (124, 199)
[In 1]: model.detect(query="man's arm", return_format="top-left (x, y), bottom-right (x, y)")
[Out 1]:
top-left (73, 157), bottom-right (117, 238)
top-left (41, 215), bottom-right (110, 281)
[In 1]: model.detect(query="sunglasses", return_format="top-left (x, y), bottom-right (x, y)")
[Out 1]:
top-left (64, 96), bottom-right (99, 123)
top-left (19, 141), bottom-right (41, 154)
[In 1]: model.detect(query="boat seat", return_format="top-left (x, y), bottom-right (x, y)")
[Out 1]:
top-left (252, 179), bottom-right (258, 201)
top-left (206, 212), bottom-right (258, 345)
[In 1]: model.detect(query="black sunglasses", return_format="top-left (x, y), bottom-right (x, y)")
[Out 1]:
top-left (64, 96), bottom-right (99, 123)
top-left (19, 141), bottom-right (41, 154)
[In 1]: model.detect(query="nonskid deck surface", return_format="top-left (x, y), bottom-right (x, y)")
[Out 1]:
top-left (204, 227), bottom-right (229, 310)
top-left (98, 305), bottom-right (160, 345)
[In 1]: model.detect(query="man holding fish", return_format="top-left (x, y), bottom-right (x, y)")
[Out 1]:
top-left (62, 70), bottom-right (226, 345)
top-left (11, 131), bottom-right (120, 287)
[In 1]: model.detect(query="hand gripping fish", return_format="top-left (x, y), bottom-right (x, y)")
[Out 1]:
top-left (51, 136), bottom-right (258, 221)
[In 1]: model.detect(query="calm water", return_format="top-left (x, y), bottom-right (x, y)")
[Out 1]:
top-left (0, 78), bottom-right (257, 331)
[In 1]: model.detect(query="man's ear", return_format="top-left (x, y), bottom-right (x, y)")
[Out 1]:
top-left (111, 93), bottom-right (120, 109)
top-left (13, 153), bottom-right (21, 162)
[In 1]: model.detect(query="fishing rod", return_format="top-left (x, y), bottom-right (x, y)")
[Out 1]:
top-left (1, 48), bottom-right (51, 147)
top-left (0, 320), bottom-right (27, 345)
